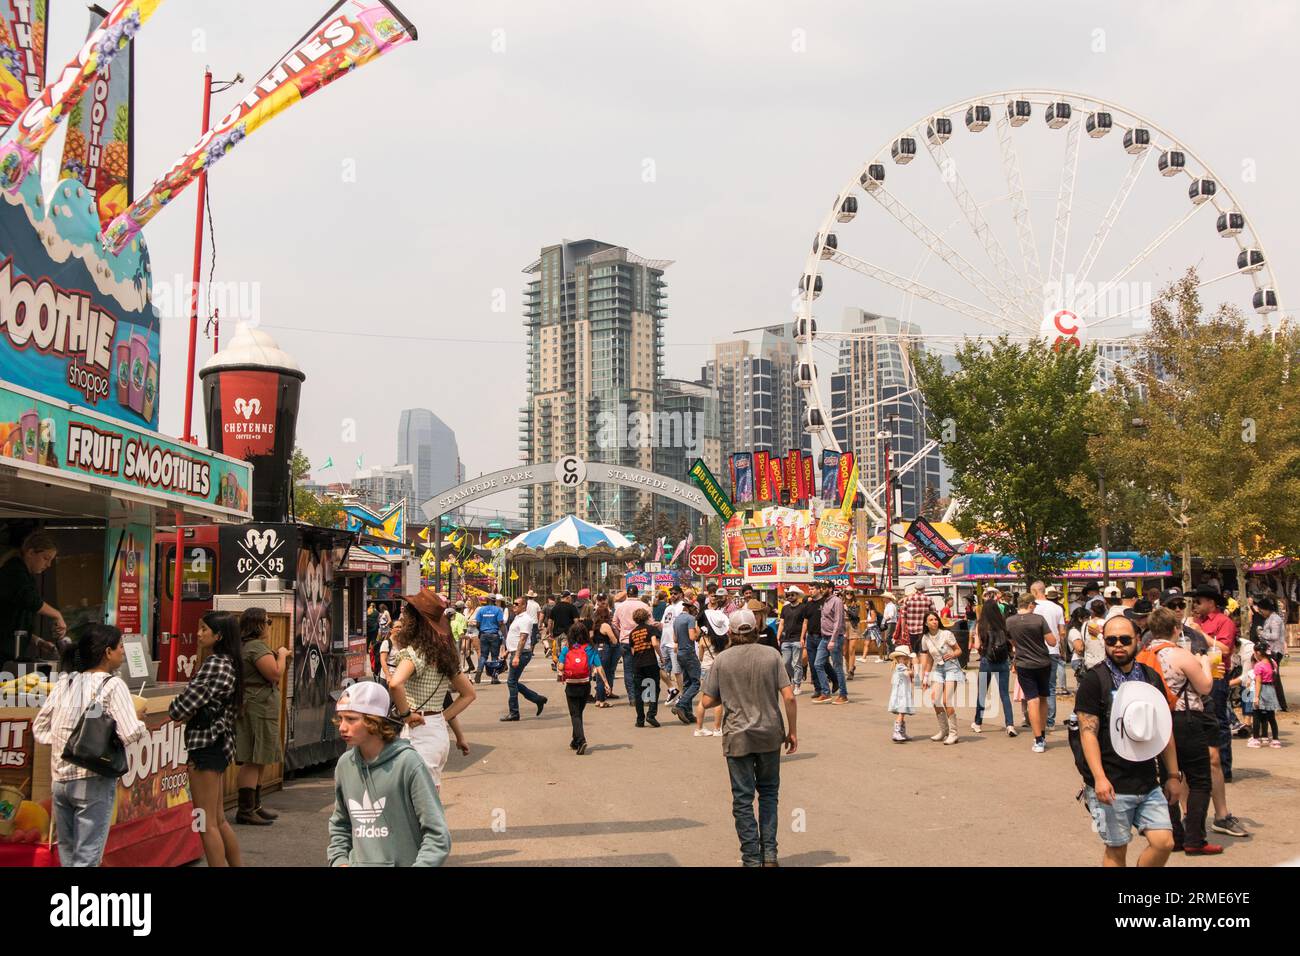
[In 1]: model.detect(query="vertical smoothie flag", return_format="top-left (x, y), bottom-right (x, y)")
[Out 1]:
top-left (102, 0), bottom-right (418, 254)
top-left (0, 0), bottom-right (159, 194)
top-left (0, 0), bottom-right (50, 127)
top-left (59, 4), bottom-right (134, 228)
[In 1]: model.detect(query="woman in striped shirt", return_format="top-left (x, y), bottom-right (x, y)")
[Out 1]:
top-left (33, 624), bottom-right (148, 866)
top-left (169, 611), bottom-right (244, 867)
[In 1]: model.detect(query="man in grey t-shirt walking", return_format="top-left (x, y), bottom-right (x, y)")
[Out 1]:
top-left (701, 609), bottom-right (798, 867)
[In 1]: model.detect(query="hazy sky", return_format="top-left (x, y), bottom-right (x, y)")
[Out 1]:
top-left (43, 0), bottom-right (1298, 518)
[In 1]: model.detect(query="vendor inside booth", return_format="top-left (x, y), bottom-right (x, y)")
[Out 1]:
top-left (0, 385), bottom-right (253, 866)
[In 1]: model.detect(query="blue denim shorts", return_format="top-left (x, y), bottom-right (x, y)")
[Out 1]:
top-left (1083, 786), bottom-right (1171, 847)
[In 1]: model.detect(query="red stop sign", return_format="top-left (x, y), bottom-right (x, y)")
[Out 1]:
top-left (688, 546), bottom-right (719, 575)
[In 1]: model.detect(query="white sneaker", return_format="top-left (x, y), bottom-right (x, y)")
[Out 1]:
top-left (1006, 725), bottom-right (1018, 737)
top-left (891, 728), bottom-right (905, 743)
top-left (1032, 740), bottom-right (1046, 753)
top-left (694, 729), bottom-right (712, 737)
top-left (970, 722), bottom-right (982, 734)
top-left (710, 729), bottom-right (723, 736)
top-left (792, 684), bottom-right (802, 696)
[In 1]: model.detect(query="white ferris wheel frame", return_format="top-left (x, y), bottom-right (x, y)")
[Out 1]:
top-left (796, 88), bottom-right (1285, 528)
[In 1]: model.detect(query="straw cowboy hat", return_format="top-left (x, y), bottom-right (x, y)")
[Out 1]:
top-left (889, 645), bottom-right (914, 662)
top-left (1109, 681), bottom-right (1173, 763)
top-left (400, 589), bottom-right (452, 639)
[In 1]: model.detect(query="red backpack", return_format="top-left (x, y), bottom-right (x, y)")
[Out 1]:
top-left (563, 645), bottom-right (592, 682)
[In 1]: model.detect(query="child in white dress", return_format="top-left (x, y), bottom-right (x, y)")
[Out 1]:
top-left (888, 644), bottom-right (916, 742)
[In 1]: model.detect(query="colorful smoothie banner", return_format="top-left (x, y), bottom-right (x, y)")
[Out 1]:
top-left (101, 0), bottom-right (418, 254)
top-left (0, 0), bottom-right (50, 127)
top-left (0, 0), bottom-right (160, 195)
top-left (688, 457), bottom-right (735, 522)
top-left (820, 450), bottom-right (842, 507)
top-left (733, 452), bottom-right (754, 503)
top-left (0, 194), bottom-right (161, 427)
top-left (59, 4), bottom-right (134, 229)
top-left (754, 450), bottom-right (770, 502)
top-left (0, 381), bottom-right (253, 517)
top-left (104, 521), bottom-right (150, 640)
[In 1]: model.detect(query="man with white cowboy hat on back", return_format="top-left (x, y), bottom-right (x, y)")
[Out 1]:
top-left (1072, 614), bottom-right (1186, 867)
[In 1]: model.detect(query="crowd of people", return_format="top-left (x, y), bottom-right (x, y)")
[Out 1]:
top-left (25, 567), bottom-right (1287, 869)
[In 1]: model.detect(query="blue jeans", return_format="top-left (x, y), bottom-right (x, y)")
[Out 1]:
top-left (507, 649), bottom-right (545, 717)
top-left (53, 775), bottom-right (117, 867)
top-left (727, 751), bottom-right (781, 865)
top-left (1046, 657), bottom-right (1058, 726)
top-left (476, 634), bottom-right (502, 679)
top-left (596, 644), bottom-right (618, 701)
top-left (1211, 677), bottom-right (1233, 776)
top-left (804, 635), bottom-right (827, 696)
top-left (1053, 656), bottom-right (1069, 695)
top-left (815, 635), bottom-right (846, 698)
top-left (677, 651), bottom-right (701, 713)
top-left (780, 641), bottom-right (804, 686)
top-left (621, 644), bottom-right (636, 699)
top-left (974, 657), bottom-right (1014, 727)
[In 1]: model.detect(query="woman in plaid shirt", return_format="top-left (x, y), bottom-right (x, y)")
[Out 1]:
top-left (169, 610), bottom-right (244, 867)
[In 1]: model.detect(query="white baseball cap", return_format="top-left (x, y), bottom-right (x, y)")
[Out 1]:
top-left (728, 608), bottom-right (757, 633)
top-left (335, 681), bottom-right (393, 720)
top-left (1109, 682), bottom-right (1173, 763)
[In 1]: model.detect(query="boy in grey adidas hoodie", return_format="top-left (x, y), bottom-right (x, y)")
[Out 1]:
top-left (327, 682), bottom-right (451, 867)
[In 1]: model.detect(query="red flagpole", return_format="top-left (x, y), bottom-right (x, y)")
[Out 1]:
top-left (168, 69), bottom-right (213, 679)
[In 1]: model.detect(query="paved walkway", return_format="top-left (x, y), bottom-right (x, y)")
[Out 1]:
top-left (239, 656), bottom-right (1300, 866)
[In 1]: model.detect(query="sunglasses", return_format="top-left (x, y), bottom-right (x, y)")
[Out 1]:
top-left (1167, 601), bottom-right (1185, 609)
top-left (1104, 635), bottom-right (1135, 647)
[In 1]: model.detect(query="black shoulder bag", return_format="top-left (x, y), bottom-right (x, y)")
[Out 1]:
top-left (62, 676), bottom-right (129, 778)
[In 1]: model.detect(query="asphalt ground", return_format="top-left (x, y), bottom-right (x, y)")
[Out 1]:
top-left (236, 654), bottom-right (1300, 867)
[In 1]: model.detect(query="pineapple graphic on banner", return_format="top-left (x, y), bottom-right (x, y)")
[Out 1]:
top-left (60, 5), bottom-right (134, 228)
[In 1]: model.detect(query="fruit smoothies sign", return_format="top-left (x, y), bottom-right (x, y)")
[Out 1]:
top-left (102, 0), bottom-right (419, 255)
top-left (59, 5), bottom-right (135, 229)
top-left (0, 0), bottom-right (49, 126)
top-left (105, 523), bottom-right (150, 639)
top-left (0, 381), bottom-right (252, 517)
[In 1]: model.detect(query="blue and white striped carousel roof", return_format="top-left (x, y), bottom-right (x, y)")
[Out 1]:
top-left (505, 514), bottom-right (634, 551)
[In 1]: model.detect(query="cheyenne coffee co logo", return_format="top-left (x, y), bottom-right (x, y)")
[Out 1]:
top-left (0, 259), bottom-right (121, 404)
top-left (219, 372), bottom-right (278, 456)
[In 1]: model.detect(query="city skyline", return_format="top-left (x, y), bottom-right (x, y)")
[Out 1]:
top-left (87, 1), bottom-right (1298, 523)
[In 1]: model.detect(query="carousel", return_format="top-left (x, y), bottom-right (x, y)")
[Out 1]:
top-left (503, 515), bottom-right (641, 594)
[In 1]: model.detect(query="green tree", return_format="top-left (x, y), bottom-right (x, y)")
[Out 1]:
top-left (914, 335), bottom-right (1097, 585)
top-left (291, 447), bottom-right (344, 528)
top-left (1066, 269), bottom-right (1300, 612)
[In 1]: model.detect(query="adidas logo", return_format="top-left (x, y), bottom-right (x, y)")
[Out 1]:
top-left (348, 790), bottom-right (386, 824)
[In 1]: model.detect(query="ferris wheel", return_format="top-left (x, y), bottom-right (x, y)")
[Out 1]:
top-left (794, 88), bottom-right (1284, 527)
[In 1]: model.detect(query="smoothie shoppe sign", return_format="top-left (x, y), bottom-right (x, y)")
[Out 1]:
top-left (0, 381), bottom-right (252, 518)
top-left (1, 180), bottom-right (162, 429)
